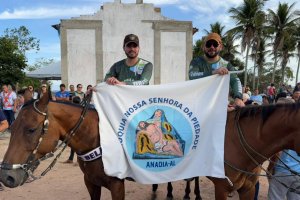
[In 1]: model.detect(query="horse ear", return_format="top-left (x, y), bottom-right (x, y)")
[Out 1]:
top-left (23, 89), bottom-right (33, 103)
top-left (39, 87), bottom-right (50, 104)
top-left (36, 87), bottom-right (50, 112)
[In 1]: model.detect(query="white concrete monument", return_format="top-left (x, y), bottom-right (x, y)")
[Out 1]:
top-left (57, 1), bottom-right (193, 87)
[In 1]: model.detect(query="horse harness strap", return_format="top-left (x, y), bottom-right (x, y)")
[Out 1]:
top-left (41, 93), bottom-right (93, 176)
top-left (1, 94), bottom-right (93, 180)
top-left (77, 147), bottom-right (102, 162)
top-left (227, 108), bottom-right (300, 194)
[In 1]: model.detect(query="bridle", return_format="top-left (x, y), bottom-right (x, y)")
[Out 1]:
top-left (0, 94), bottom-right (92, 180)
top-left (225, 107), bottom-right (300, 193)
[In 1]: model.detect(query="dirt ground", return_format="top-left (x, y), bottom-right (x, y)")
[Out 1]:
top-left (0, 131), bottom-right (269, 200)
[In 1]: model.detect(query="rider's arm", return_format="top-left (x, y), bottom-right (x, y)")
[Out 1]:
top-left (227, 63), bottom-right (243, 100)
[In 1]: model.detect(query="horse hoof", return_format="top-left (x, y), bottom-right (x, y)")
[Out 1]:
top-left (151, 193), bottom-right (157, 200)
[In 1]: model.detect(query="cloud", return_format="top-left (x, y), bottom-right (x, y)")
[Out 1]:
top-left (0, 6), bottom-right (98, 19)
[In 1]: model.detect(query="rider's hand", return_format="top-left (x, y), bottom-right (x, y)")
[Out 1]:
top-left (234, 98), bottom-right (245, 107)
top-left (106, 77), bottom-right (126, 85)
top-left (212, 67), bottom-right (229, 75)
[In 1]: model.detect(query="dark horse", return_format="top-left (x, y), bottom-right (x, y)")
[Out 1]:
top-left (1, 90), bottom-right (300, 199)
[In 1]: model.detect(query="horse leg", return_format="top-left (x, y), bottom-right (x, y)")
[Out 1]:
top-left (151, 184), bottom-right (158, 200)
top-left (167, 182), bottom-right (173, 199)
top-left (237, 183), bottom-right (256, 200)
top-left (109, 179), bottom-right (125, 200)
top-left (183, 179), bottom-right (191, 199)
top-left (84, 177), bottom-right (101, 200)
top-left (194, 177), bottom-right (202, 200)
top-left (152, 184), bottom-right (158, 192)
top-left (211, 179), bottom-right (229, 200)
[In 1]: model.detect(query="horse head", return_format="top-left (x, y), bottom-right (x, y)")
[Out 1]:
top-left (0, 88), bottom-right (59, 187)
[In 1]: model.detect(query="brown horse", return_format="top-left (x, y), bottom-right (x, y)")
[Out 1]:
top-left (210, 102), bottom-right (300, 199)
top-left (0, 90), bottom-right (124, 200)
top-left (1, 89), bottom-right (299, 199)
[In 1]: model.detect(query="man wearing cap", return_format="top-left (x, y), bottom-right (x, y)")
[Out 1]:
top-left (55, 84), bottom-right (70, 102)
top-left (189, 33), bottom-right (244, 108)
top-left (104, 34), bottom-right (153, 85)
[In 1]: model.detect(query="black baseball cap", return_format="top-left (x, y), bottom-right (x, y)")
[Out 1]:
top-left (123, 34), bottom-right (139, 47)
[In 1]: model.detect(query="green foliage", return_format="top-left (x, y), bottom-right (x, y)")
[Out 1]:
top-left (0, 26), bottom-right (41, 87)
top-left (0, 37), bottom-right (26, 86)
top-left (4, 26), bottom-right (40, 56)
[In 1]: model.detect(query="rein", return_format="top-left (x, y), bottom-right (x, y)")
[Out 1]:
top-left (0, 93), bottom-right (93, 180)
top-left (225, 107), bottom-right (300, 194)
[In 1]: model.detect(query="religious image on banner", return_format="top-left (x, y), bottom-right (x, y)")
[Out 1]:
top-left (134, 109), bottom-right (185, 159)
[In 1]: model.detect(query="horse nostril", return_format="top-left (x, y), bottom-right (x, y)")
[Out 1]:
top-left (7, 176), bottom-right (15, 186)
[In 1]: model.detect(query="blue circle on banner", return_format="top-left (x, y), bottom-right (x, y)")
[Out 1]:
top-left (125, 105), bottom-right (193, 172)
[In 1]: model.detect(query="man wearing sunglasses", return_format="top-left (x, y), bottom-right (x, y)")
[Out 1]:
top-left (105, 34), bottom-right (153, 86)
top-left (189, 33), bottom-right (244, 109)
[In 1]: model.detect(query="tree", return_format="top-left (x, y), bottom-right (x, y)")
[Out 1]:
top-left (267, 2), bottom-right (300, 83)
top-left (295, 24), bottom-right (300, 85)
top-left (228, 0), bottom-right (266, 87)
top-left (4, 26), bottom-right (40, 56)
top-left (193, 37), bottom-right (204, 58)
top-left (278, 35), bottom-right (296, 84)
top-left (204, 22), bottom-right (225, 36)
top-left (0, 37), bottom-right (26, 85)
top-left (0, 26), bottom-right (41, 87)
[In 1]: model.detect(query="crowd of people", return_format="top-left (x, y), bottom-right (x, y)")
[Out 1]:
top-left (1, 32), bottom-right (300, 197)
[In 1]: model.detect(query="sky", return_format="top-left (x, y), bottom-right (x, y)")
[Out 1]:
top-left (0, 0), bottom-right (299, 87)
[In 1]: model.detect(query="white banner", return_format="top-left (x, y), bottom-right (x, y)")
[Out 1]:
top-left (93, 74), bottom-right (229, 184)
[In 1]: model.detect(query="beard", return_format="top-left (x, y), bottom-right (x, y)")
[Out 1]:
top-left (205, 49), bottom-right (220, 58)
top-left (125, 51), bottom-right (138, 59)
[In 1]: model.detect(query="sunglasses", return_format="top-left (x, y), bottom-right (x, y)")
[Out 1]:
top-left (28, 87), bottom-right (33, 89)
top-left (205, 40), bottom-right (219, 48)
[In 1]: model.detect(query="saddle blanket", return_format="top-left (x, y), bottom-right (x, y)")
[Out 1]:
top-left (93, 74), bottom-right (229, 184)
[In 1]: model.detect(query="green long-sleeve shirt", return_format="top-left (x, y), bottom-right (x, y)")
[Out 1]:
top-left (104, 58), bottom-right (153, 85)
top-left (189, 56), bottom-right (242, 99)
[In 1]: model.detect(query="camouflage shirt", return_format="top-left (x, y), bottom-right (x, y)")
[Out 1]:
top-left (104, 58), bottom-right (153, 85)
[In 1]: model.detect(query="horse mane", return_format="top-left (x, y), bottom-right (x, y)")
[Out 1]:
top-left (238, 102), bottom-right (300, 123)
top-left (22, 99), bottom-right (96, 111)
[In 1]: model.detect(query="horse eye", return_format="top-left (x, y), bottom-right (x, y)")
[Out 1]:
top-left (28, 128), bottom-right (36, 133)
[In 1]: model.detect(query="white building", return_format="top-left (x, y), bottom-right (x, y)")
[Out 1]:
top-left (56, 0), bottom-right (193, 87)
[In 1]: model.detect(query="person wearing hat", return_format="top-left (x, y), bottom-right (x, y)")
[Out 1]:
top-left (104, 34), bottom-right (153, 85)
top-left (39, 84), bottom-right (48, 99)
top-left (55, 83), bottom-right (70, 102)
top-left (188, 32), bottom-right (244, 109)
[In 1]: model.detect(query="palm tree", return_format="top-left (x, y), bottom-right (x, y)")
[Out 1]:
top-left (295, 24), bottom-right (300, 85)
top-left (267, 2), bottom-right (300, 83)
top-left (222, 32), bottom-right (240, 62)
top-left (228, 0), bottom-right (266, 87)
top-left (250, 12), bottom-right (266, 89)
top-left (278, 35), bottom-right (296, 84)
top-left (204, 22), bottom-right (225, 36)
